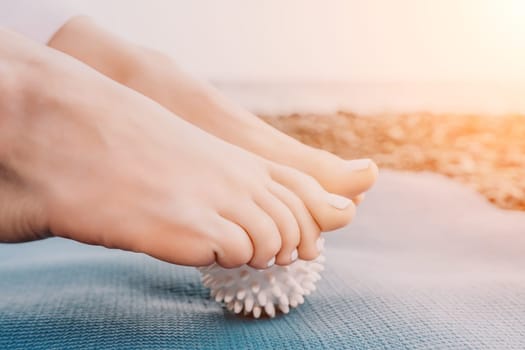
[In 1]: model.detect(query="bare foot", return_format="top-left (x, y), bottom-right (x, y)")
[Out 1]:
top-left (48, 17), bottom-right (379, 201)
top-left (0, 29), bottom-right (354, 268)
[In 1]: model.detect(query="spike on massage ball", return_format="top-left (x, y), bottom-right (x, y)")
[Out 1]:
top-left (198, 238), bottom-right (326, 318)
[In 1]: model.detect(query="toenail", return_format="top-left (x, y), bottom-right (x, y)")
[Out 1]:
top-left (266, 256), bottom-right (276, 268)
top-left (327, 193), bottom-right (353, 210)
top-left (290, 249), bottom-right (298, 262)
top-left (316, 237), bottom-right (325, 252)
top-left (346, 158), bottom-right (372, 172)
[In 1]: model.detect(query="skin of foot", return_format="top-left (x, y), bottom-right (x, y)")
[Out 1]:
top-left (0, 29), bottom-right (356, 269)
top-left (47, 16), bottom-right (379, 202)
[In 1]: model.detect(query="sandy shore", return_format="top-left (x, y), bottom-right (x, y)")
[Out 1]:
top-left (263, 112), bottom-right (525, 211)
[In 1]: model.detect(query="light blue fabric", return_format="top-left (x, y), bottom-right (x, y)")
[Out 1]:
top-left (1, 171), bottom-right (525, 349)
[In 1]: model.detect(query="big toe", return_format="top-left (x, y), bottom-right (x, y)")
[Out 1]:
top-left (314, 153), bottom-right (379, 198)
top-left (270, 165), bottom-right (356, 233)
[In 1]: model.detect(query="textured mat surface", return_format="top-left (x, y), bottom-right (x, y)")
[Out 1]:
top-left (1, 171), bottom-right (524, 349)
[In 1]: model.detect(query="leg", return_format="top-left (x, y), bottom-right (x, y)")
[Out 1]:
top-left (0, 29), bottom-right (354, 268)
top-left (47, 17), bottom-right (378, 200)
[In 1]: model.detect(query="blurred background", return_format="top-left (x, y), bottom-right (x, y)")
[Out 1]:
top-left (52, 0), bottom-right (525, 210)
top-left (68, 0), bottom-right (525, 114)
top-left (2, 3), bottom-right (524, 346)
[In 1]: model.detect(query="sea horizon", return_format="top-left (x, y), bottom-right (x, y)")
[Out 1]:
top-left (214, 80), bottom-right (525, 117)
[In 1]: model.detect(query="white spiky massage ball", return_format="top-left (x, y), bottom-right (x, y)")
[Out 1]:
top-left (198, 238), bottom-right (325, 318)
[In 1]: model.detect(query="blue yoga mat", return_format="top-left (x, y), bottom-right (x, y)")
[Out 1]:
top-left (1, 171), bottom-right (524, 349)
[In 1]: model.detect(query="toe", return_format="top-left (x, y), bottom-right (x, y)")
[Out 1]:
top-left (220, 201), bottom-right (282, 269)
top-left (209, 215), bottom-right (254, 268)
top-left (307, 150), bottom-right (378, 198)
top-left (341, 159), bottom-right (379, 197)
top-left (254, 189), bottom-right (301, 266)
top-left (267, 182), bottom-right (321, 261)
top-left (123, 211), bottom-right (252, 268)
top-left (270, 164), bottom-right (356, 232)
top-left (335, 157), bottom-right (378, 198)
top-left (352, 193), bottom-right (366, 206)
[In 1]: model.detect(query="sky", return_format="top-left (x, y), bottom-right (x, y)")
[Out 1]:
top-left (72, 0), bottom-right (525, 83)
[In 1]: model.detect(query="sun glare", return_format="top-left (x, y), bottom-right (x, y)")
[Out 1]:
top-left (470, 0), bottom-right (525, 45)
